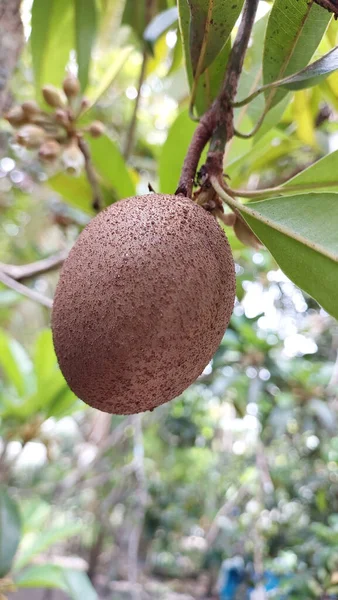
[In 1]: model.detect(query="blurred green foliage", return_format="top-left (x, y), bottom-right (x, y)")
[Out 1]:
top-left (1, 1), bottom-right (338, 599)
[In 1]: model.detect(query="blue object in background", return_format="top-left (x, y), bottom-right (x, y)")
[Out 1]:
top-left (218, 559), bottom-right (286, 600)
top-left (218, 557), bottom-right (246, 600)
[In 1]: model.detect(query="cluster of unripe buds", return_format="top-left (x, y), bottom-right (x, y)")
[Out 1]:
top-left (5, 75), bottom-right (105, 177)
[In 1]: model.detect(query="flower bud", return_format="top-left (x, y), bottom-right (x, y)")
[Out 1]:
top-left (80, 97), bottom-right (91, 112)
top-left (54, 108), bottom-right (70, 126)
top-left (16, 125), bottom-right (46, 148)
top-left (42, 85), bottom-right (65, 108)
top-left (88, 120), bottom-right (105, 138)
top-left (21, 100), bottom-right (41, 119)
top-left (5, 106), bottom-right (26, 127)
top-left (63, 75), bottom-right (81, 98)
top-left (39, 139), bottom-right (62, 162)
top-left (61, 141), bottom-right (85, 176)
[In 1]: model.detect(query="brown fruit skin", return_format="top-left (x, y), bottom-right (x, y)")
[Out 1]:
top-left (52, 194), bottom-right (235, 415)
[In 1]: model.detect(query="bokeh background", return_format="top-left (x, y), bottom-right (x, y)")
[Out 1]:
top-left (1, 1), bottom-right (338, 599)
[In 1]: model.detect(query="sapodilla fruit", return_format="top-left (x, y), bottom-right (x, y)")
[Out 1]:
top-left (52, 193), bottom-right (236, 414)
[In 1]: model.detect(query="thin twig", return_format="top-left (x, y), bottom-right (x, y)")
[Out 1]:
top-left (123, 0), bottom-right (155, 161)
top-left (0, 251), bottom-right (68, 281)
top-left (77, 135), bottom-right (103, 212)
top-left (0, 270), bottom-right (53, 308)
top-left (58, 416), bottom-right (132, 493)
top-left (206, 485), bottom-right (249, 549)
top-left (208, 0), bottom-right (260, 159)
top-left (123, 48), bottom-right (148, 161)
top-left (128, 414), bottom-right (147, 600)
top-left (177, 0), bottom-right (259, 197)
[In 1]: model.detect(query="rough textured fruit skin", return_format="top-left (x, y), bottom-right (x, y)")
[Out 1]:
top-left (52, 194), bottom-right (236, 414)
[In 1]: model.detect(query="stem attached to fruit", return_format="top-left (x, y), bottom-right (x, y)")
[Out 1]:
top-left (177, 0), bottom-right (260, 198)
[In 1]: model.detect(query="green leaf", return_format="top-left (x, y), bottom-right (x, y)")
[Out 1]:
top-left (14, 523), bottom-right (83, 571)
top-left (0, 330), bottom-right (33, 397)
top-left (0, 486), bottom-right (22, 578)
top-left (144, 7), bottom-right (178, 51)
top-left (34, 329), bottom-right (57, 388)
top-left (283, 149), bottom-right (338, 193)
top-left (237, 193), bottom-right (338, 319)
top-left (31, 0), bottom-right (74, 93)
top-left (122, 0), bottom-right (147, 41)
top-left (15, 565), bottom-right (67, 590)
top-left (187, 0), bottom-right (244, 76)
top-left (254, 95), bottom-right (290, 142)
top-left (122, 0), bottom-right (167, 42)
top-left (8, 369), bottom-right (75, 421)
top-left (74, 0), bottom-right (98, 91)
top-left (178, 0), bottom-right (231, 114)
top-left (269, 46), bottom-right (338, 91)
top-left (48, 172), bottom-right (95, 215)
top-left (85, 133), bottom-right (136, 199)
top-left (263, 0), bottom-right (330, 110)
top-left (159, 109), bottom-right (206, 193)
top-left (311, 522), bottom-right (338, 544)
top-left (63, 569), bottom-right (98, 600)
top-left (227, 128), bottom-right (297, 185)
top-left (47, 387), bottom-right (82, 419)
top-left (316, 489), bottom-right (328, 513)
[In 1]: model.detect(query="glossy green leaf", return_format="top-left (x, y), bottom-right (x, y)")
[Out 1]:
top-left (31, 0), bottom-right (74, 92)
top-left (85, 133), bottom-right (135, 199)
top-left (0, 330), bottom-right (33, 397)
top-left (187, 0), bottom-right (244, 76)
top-left (144, 7), bottom-right (178, 51)
top-left (269, 46), bottom-right (338, 91)
top-left (63, 569), bottom-right (98, 600)
top-left (14, 522), bottom-right (83, 571)
top-left (74, 0), bottom-right (98, 91)
top-left (263, 0), bottom-right (330, 109)
top-left (159, 109), bottom-right (206, 193)
top-left (15, 565), bottom-right (67, 590)
top-left (0, 487), bottom-right (22, 578)
top-left (238, 193), bottom-right (338, 319)
top-left (178, 0), bottom-right (231, 114)
top-left (283, 149), bottom-right (338, 193)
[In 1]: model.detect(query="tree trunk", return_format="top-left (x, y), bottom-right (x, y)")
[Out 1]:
top-left (0, 0), bottom-right (24, 115)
